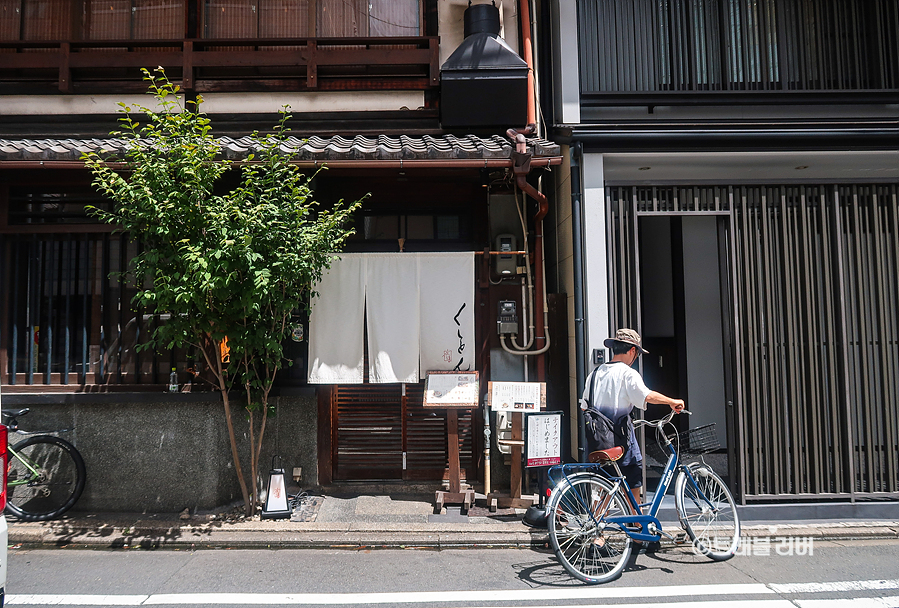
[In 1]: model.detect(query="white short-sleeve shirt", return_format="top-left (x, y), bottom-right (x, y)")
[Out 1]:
top-left (582, 361), bottom-right (652, 420)
top-left (581, 362), bottom-right (652, 465)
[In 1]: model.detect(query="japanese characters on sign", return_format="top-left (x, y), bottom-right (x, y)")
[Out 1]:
top-left (487, 381), bottom-right (545, 412)
top-left (423, 371), bottom-right (480, 408)
top-left (525, 412), bottom-right (562, 467)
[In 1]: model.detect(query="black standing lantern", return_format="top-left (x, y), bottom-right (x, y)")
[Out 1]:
top-left (440, 2), bottom-right (529, 129)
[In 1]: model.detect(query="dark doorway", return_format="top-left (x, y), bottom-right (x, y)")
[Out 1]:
top-left (638, 215), bottom-right (732, 491)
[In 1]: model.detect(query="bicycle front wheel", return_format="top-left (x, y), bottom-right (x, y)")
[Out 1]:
top-left (674, 464), bottom-right (739, 561)
top-left (548, 473), bottom-right (632, 584)
top-left (6, 435), bottom-right (87, 522)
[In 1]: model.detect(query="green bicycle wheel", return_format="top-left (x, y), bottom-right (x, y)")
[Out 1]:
top-left (6, 435), bottom-right (87, 522)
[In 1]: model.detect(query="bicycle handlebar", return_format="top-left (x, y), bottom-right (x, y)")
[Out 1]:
top-left (634, 408), bottom-right (691, 430)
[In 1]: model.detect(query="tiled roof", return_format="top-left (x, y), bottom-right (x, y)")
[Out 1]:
top-left (0, 134), bottom-right (561, 163)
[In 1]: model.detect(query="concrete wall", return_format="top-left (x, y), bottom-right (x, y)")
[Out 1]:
top-left (4, 389), bottom-right (318, 514)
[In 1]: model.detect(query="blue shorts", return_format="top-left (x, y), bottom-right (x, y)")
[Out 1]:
top-left (620, 461), bottom-right (643, 489)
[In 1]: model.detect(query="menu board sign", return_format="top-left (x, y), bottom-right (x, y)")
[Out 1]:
top-left (423, 371), bottom-right (480, 408)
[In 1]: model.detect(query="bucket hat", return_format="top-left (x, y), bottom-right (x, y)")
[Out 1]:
top-left (603, 328), bottom-right (649, 354)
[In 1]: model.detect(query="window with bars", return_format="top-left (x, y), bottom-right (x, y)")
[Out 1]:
top-left (578, 0), bottom-right (899, 93)
top-left (1, 187), bottom-right (192, 389)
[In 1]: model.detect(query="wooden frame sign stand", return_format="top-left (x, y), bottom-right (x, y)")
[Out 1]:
top-left (424, 371), bottom-right (479, 514)
top-left (485, 381), bottom-right (546, 510)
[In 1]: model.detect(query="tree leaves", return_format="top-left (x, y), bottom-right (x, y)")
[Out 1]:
top-left (83, 68), bottom-right (361, 513)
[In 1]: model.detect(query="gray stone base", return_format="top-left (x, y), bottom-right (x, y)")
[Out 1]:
top-left (5, 389), bottom-right (318, 513)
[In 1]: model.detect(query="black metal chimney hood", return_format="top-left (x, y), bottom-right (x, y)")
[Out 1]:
top-left (440, 2), bottom-right (528, 129)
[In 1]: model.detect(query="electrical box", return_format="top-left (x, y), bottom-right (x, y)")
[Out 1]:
top-left (497, 300), bottom-right (519, 335)
top-left (493, 234), bottom-right (517, 276)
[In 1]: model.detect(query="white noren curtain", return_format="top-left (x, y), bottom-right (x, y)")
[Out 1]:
top-left (308, 252), bottom-right (474, 384)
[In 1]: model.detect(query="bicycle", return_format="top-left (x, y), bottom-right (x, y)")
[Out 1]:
top-left (546, 409), bottom-right (739, 584)
top-left (2, 408), bottom-right (87, 521)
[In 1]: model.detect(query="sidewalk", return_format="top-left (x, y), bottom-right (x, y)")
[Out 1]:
top-left (8, 493), bottom-right (899, 550)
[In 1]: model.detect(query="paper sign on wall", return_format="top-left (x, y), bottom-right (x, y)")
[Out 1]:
top-left (487, 381), bottom-right (546, 412)
top-left (525, 412), bottom-right (562, 467)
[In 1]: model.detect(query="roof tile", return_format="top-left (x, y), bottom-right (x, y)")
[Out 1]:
top-left (0, 134), bottom-right (561, 163)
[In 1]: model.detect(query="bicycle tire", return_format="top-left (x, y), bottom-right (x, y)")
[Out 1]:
top-left (6, 435), bottom-right (87, 522)
top-left (674, 463), bottom-right (740, 561)
top-left (548, 473), bottom-right (632, 584)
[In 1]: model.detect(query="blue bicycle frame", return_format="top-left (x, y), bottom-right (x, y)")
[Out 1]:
top-left (547, 438), bottom-right (714, 544)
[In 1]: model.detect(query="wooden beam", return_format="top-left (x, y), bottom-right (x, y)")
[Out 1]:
top-left (59, 41), bottom-right (71, 93)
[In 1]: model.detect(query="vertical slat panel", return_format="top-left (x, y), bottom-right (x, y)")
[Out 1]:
top-left (578, 0), bottom-right (898, 94)
top-left (616, 183), bottom-right (898, 499)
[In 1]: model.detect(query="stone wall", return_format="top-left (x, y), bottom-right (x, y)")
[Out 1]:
top-left (4, 388), bottom-right (318, 514)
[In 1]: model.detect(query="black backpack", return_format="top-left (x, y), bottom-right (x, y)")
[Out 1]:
top-left (583, 368), bottom-right (633, 454)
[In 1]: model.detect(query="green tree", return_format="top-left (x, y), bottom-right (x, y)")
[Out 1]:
top-left (84, 68), bottom-right (360, 515)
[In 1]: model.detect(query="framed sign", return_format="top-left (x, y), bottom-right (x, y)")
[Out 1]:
top-left (486, 381), bottom-right (546, 412)
top-left (525, 412), bottom-right (562, 467)
top-left (424, 371), bottom-right (479, 408)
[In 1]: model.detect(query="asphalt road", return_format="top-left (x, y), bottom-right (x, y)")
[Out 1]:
top-left (6, 538), bottom-right (899, 607)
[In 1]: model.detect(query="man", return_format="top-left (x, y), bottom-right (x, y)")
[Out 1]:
top-left (581, 328), bottom-right (685, 509)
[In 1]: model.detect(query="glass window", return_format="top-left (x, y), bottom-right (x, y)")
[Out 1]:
top-left (364, 215), bottom-right (400, 240)
top-left (203, 0), bottom-right (419, 39)
top-left (85, 0), bottom-right (183, 40)
top-left (405, 215), bottom-right (433, 240)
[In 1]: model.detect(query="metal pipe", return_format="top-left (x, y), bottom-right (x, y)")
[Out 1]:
top-left (570, 143), bottom-right (587, 462)
top-left (504, 125), bottom-right (551, 365)
top-left (518, 0), bottom-right (536, 127)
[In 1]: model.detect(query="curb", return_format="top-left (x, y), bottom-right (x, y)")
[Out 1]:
top-left (9, 520), bottom-right (899, 550)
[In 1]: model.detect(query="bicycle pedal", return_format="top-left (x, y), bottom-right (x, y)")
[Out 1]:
top-left (672, 532), bottom-right (689, 545)
top-left (657, 529), bottom-right (679, 541)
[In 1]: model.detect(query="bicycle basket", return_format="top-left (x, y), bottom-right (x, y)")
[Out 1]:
top-left (644, 423), bottom-right (721, 468)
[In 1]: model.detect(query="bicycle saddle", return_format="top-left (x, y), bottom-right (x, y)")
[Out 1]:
top-left (588, 446), bottom-right (624, 463)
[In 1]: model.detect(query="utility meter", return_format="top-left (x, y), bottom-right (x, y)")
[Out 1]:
top-left (497, 300), bottom-right (519, 335)
top-left (493, 234), bottom-right (517, 276)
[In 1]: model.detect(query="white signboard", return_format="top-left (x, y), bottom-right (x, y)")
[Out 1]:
top-left (488, 381), bottom-right (545, 412)
top-left (526, 412), bottom-right (562, 467)
top-left (424, 371), bottom-right (479, 408)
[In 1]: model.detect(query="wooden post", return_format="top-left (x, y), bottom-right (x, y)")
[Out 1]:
top-left (424, 372), bottom-right (479, 515)
top-left (434, 407), bottom-right (474, 513)
top-left (510, 411), bottom-right (523, 498)
top-left (182, 40), bottom-right (194, 92)
top-left (485, 382), bottom-right (545, 510)
top-left (58, 42), bottom-right (71, 94)
top-left (447, 408), bottom-right (461, 494)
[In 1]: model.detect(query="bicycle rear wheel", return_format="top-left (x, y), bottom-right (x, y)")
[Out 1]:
top-left (674, 464), bottom-right (740, 561)
top-left (548, 473), bottom-right (632, 584)
top-left (6, 435), bottom-right (87, 522)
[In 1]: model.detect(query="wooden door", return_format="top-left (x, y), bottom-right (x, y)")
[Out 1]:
top-left (333, 383), bottom-right (474, 482)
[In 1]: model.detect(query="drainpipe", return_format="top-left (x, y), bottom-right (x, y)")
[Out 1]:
top-left (570, 142), bottom-right (587, 462)
top-left (519, 0), bottom-right (537, 128)
top-left (506, 125), bottom-right (550, 382)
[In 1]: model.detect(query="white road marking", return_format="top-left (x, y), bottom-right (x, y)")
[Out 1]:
top-left (461, 603), bottom-right (795, 608)
top-left (8, 596), bottom-right (148, 606)
top-left (796, 598), bottom-right (899, 608)
top-left (142, 585), bottom-right (771, 604)
top-left (771, 580), bottom-right (899, 594)
top-left (5, 579), bottom-right (899, 607)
